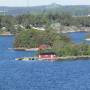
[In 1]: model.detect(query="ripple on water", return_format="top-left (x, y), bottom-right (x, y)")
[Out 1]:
top-left (0, 60), bottom-right (90, 90)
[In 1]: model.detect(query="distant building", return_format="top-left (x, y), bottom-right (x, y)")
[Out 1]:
top-left (14, 25), bottom-right (25, 29)
top-left (30, 24), bottom-right (45, 31)
top-left (1, 27), bottom-right (6, 30)
top-left (32, 27), bottom-right (45, 31)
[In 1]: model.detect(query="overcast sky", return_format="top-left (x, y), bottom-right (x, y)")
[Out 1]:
top-left (0, 0), bottom-right (90, 7)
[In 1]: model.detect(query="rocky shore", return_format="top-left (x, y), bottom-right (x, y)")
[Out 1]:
top-left (61, 26), bottom-right (90, 33)
top-left (51, 24), bottom-right (90, 33)
top-left (58, 55), bottom-right (90, 60)
top-left (16, 55), bottom-right (90, 61)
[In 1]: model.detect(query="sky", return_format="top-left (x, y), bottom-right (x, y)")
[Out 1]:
top-left (0, 0), bottom-right (90, 7)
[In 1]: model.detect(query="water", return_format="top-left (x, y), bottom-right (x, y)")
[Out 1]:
top-left (0, 36), bottom-right (37, 60)
top-left (67, 32), bottom-right (88, 43)
top-left (0, 33), bottom-right (90, 90)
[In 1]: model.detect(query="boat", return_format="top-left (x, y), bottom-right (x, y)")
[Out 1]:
top-left (16, 57), bottom-right (38, 61)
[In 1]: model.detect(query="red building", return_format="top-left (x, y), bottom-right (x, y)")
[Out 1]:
top-left (38, 52), bottom-right (57, 60)
top-left (38, 44), bottom-right (50, 50)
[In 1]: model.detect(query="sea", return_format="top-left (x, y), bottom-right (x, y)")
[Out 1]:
top-left (0, 32), bottom-right (90, 90)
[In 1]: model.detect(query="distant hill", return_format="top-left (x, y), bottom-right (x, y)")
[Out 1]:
top-left (0, 4), bottom-right (90, 16)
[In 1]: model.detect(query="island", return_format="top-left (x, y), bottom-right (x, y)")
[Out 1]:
top-left (14, 28), bottom-right (90, 61)
top-left (0, 13), bottom-right (90, 61)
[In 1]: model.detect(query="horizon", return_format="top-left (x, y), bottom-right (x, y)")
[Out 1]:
top-left (0, 3), bottom-right (90, 7)
top-left (0, 0), bottom-right (90, 7)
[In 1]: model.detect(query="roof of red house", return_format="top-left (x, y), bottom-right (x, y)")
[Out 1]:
top-left (38, 44), bottom-right (49, 49)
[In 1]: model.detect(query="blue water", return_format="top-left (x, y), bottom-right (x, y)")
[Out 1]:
top-left (0, 32), bottom-right (90, 90)
top-left (67, 32), bottom-right (88, 43)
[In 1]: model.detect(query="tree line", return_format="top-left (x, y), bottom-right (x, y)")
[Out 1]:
top-left (0, 13), bottom-right (90, 34)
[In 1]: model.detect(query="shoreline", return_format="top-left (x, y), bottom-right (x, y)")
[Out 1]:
top-left (8, 48), bottom-right (39, 51)
top-left (58, 55), bottom-right (90, 60)
top-left (16, 55), bottom-right (90, 61)
top-left (58, 26), bottom-right (90, 33)
top-left (0, 32), bottom-right (14, 36)
top-left (62, 30), bottom-right (90, 33)
top-left (0, 34), bottom-right (14, 36)
top-left (0, 30), bottom-right (89, 36)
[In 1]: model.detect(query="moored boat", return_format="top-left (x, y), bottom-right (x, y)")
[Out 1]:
top-left (16, 57), bottom-right (38, 61)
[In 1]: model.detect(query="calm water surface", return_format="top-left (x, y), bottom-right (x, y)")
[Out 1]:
top-left (0, 32), bottom-right (90, 90)
top-left (68, 32), bottom-right (89, 43)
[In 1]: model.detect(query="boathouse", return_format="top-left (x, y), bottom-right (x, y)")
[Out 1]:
top-left (38, 52), bottom-right (57, 60)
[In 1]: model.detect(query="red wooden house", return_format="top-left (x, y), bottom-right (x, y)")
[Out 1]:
top-left (38, 52), bottom-right (57, 60)
top-left (38, 44), bottom-right (50, 50)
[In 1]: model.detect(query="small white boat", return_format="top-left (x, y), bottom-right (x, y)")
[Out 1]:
top-left (16, 57), bottom-right (38, 61)
top-left (85, 38), bottom-right (90, 41)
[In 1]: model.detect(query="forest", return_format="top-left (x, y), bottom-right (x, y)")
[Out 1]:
top-left (0, 13), bottom-right (90, 34)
